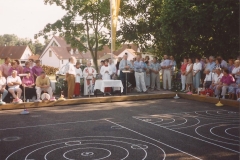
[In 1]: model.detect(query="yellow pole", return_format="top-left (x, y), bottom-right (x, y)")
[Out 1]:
top-left (110, 0), bottom-right (120, 59)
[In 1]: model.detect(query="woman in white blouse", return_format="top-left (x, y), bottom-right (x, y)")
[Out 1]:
top-left (193, 57), bottom-right (202, 93)
top-left (185, 58), bottom-right (193, 94)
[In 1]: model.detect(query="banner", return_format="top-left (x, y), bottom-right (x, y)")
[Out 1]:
top-left (110, 0), bottom-right (120, 51)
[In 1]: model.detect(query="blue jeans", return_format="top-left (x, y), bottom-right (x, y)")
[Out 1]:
top-left (1, 89), bottom-right (8, 100)
top-left (193, 72), bottom-right (201, 90)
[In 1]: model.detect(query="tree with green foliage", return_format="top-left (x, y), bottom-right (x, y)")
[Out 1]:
top-left (120, 0), bottom-right (239, 63)
top-left (0, 34), bottom-right (45, 55)
top-left (35, 0), bottom-right (114, 71)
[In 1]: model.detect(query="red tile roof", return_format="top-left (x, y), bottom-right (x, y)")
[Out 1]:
top-left (0, 46), bottom-right (28, 59)
top-left (47, 36), bottom-right (138, 60)
top-left (53, 36), bottom-right (71, 47)
top-left (50, 46), bottom-right (71, 59)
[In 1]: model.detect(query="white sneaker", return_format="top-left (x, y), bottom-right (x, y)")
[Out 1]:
top-left (27, 99), bottom-right (29, 102)
top-left (215, 96), bottom-right (219, 99)
top-left (237, 98), bottom-right (240, 101)
top-left (222, 96), bottom-right (225, 99)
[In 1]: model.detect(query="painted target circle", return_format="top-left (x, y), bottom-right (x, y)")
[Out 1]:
top-left (6, 136), bottom-right (166, 160)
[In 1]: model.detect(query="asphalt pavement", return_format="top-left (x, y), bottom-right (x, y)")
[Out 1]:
top-left (0, 98), bottom-right (239, 160)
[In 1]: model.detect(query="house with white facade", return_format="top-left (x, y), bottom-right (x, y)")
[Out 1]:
top-left (40, 36), bottom-right (143, 69)
top-left (117, 49), bottom-right (138, 60)
top-left (0, 45), bottom-right (33, 66)
top-left (40, 36), bottom-right (93, 69)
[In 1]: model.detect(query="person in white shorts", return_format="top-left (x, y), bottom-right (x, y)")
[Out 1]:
top-left (7, 70), bottom-right (22, 103)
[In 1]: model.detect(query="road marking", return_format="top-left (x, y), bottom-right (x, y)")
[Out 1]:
top-left (0, 119), bottom-right (101, 131)
top-left (134, 117), bottom-right (240, 154)
top-left (105, 119), bottom-right (202, 160)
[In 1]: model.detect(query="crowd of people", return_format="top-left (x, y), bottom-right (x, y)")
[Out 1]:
top-left (0, 57), bottom-right (55, 103)
top-left (180, 56), bottom-right (240, 101)
top-left (0, 53), bottom-right (239, 104)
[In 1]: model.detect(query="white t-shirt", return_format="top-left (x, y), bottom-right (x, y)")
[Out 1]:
top-left (193, 62), bottom-right (202, 72)
top-left (232, 67), bottom-right (240, 74)
top-left (7, 76), bottom-right (22, 88)
top-left (204, 72), bottom-right (213, 82)
top-left (232, 66), bottom-right (240, 79)
top-left (66, 63), bottom-right (76, 76)
top-left (213, 73), bottom-right (223, 84)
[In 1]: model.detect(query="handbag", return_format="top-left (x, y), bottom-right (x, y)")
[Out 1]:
top-left (200, 88), bottom-right (214, 96)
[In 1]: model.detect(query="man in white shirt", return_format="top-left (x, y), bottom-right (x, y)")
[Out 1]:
top-left (119, 53), bottom-right (133, 94)
top-left (65, 56), bottom-right (76, 99)
top-left (134, 55), bottom-right (147, 93)
top-left (7, 70), bottom-right (22, 103)
top-left (0, 70), bottom-right (8, 101)
top-left (161, 55), bottom-right (172, 90)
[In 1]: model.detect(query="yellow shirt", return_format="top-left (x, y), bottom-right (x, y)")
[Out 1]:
top-left (36, 76), bottom-right (50, 87)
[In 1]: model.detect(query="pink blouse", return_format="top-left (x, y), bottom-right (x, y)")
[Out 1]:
top-left (22, 77), bottom-right (34, 86)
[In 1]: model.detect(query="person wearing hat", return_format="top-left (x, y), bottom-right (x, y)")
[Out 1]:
top-left (35, 71), bottom-right (55, 102)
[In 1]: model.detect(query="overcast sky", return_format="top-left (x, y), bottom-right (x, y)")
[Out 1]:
top-left (0, 0), bottom-right (66, 43)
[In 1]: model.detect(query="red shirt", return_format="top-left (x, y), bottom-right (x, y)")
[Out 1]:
top-left (181, 63), bottom-right (187, 72)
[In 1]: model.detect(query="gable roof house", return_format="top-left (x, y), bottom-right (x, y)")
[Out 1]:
top-left (97, 44), bottom-right (139, 63)
top-left (0, 45), bottom-right (33, 66)
top-left (40, 36), bottom-right (93, 69)
top-left (40, 36), bottom-right (139, 68)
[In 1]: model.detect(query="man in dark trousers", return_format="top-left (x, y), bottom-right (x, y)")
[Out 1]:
top-left (119, 53), bottom-right (133, 94)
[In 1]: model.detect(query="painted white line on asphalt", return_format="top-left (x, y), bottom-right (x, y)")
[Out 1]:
top-left (134, 117), bottom-right (240, 154)
top-left (105, 119), bottom-right (202, 160)
top-left (0, 119), bottom-right (102, 131)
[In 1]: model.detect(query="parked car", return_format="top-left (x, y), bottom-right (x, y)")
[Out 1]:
top-left (55, 64), bottom-right (87, 81)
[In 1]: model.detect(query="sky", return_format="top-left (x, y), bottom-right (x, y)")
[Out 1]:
top-left (0, 0), bottom-right (66, 43)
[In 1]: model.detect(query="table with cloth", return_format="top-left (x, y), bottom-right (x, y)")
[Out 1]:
top-left (94, 80), bottom-right (123, 95)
